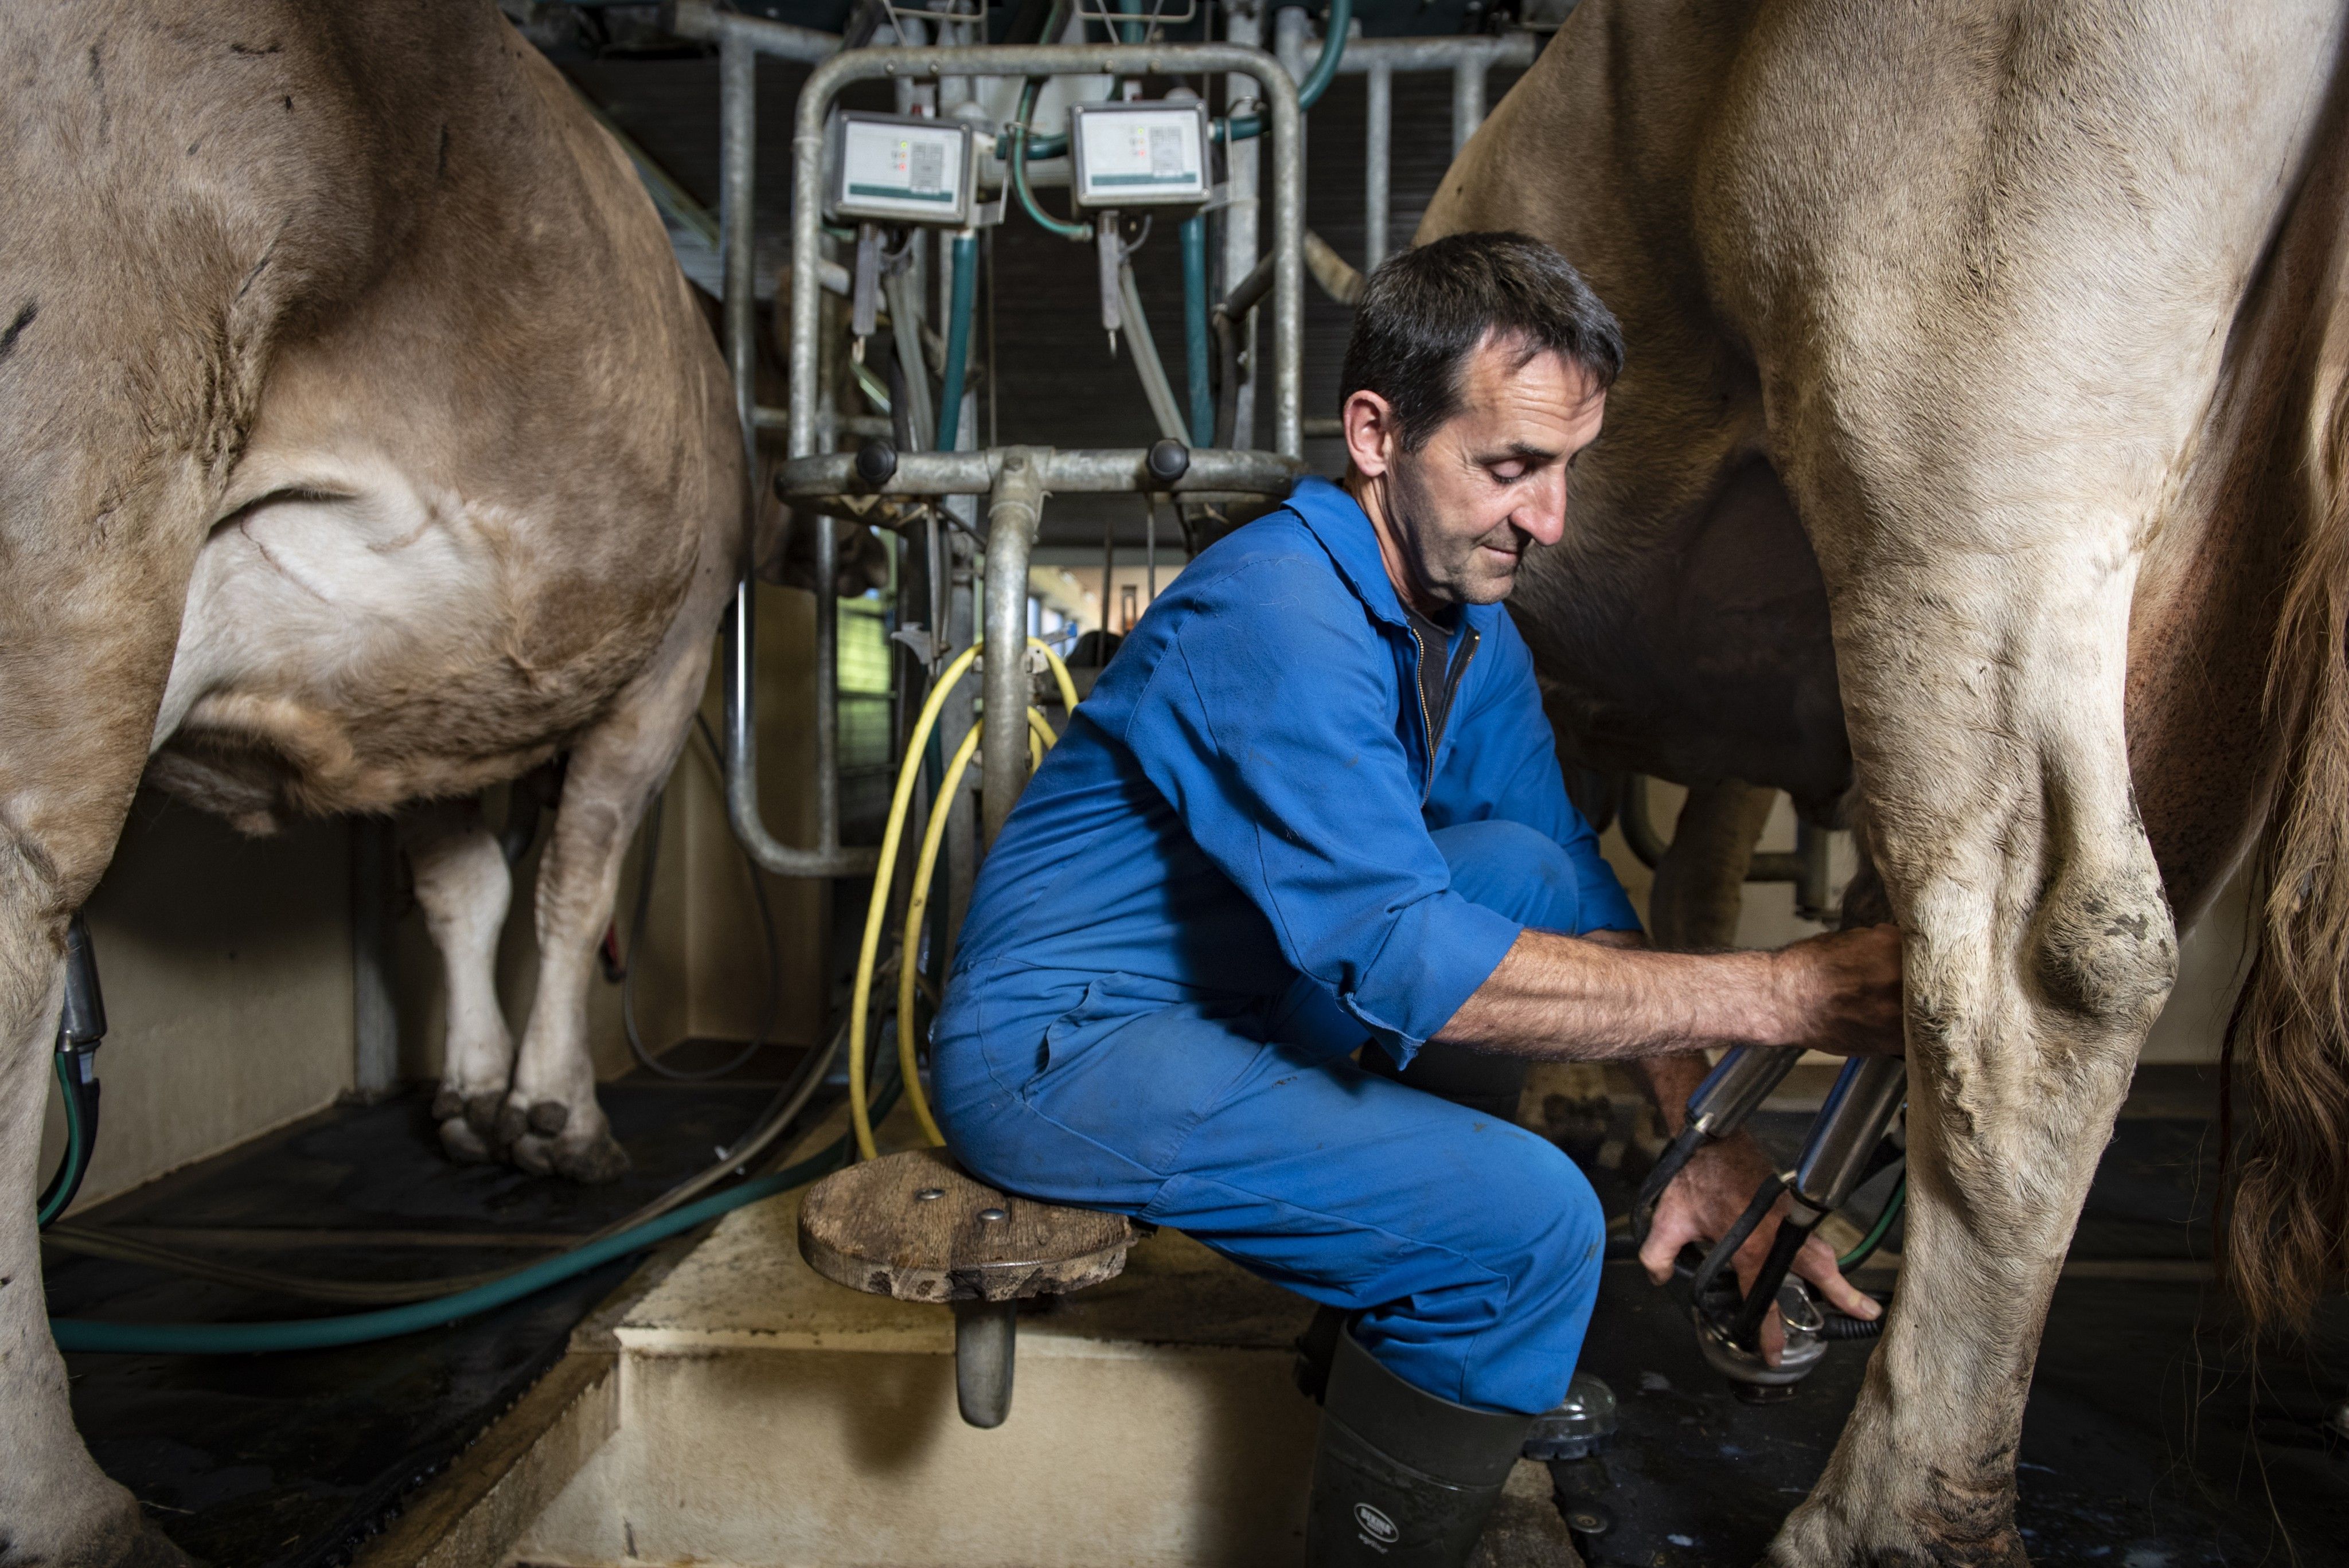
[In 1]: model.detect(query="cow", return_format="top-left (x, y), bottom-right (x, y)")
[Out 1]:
top-left (1, 1), bottom-right (759, 1558)
top-left (1424, 0), bottom-right (2349, 1561)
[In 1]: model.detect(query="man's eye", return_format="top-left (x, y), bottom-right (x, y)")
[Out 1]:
top-left (1492, 463), bottom-right (1525, 482)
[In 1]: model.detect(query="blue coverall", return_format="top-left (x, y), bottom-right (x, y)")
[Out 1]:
top-left (932, 477), bottom-right (1640, 1415)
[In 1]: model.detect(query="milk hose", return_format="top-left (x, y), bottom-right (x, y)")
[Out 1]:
top-left (35, 1050), bottom-right (94, 1228)
top-left (848, 637), bottom-right (1078, 1159)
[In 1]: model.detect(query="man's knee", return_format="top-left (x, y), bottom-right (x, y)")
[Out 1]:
top-left (1455, 1129), bottom-right (1606, 1301)
top-left (1431, 819), bottom-right (1582, 930)
top-left (1371, 1135), bottom-right (1604, 1412)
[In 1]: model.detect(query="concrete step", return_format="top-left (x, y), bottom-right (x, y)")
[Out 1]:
top-left (512, 1110), bottom-right (1330, 1568)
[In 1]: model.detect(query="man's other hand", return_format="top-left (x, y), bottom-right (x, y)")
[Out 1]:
top-left (1769, 924), bottom-right (1904, 1058)
top-left (1637, 1132), bottom-right (1882, 1366)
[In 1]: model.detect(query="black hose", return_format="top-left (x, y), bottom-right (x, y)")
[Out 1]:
top-left (1727, 1211), bottom-right (1813, 1350)
top-left (1688, 1170), bottom-right (1785, 1302)
top-left (1820, 1312), bottom-right (1885, 1341)
top-left (1631, 1123), bottom-right (1707, 1245)
top-left (36, 1050), bottom-right (98, 1227)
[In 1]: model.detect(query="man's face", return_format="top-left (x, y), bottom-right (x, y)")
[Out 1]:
top-left (1344, 333), bottom-right (1606, 613)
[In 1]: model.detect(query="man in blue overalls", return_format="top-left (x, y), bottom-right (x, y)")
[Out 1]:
top-left (932, 232), bottom-right (1903, 1565)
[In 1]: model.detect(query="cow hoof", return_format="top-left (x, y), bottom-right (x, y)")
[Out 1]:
top-left (438, 1115), bottom-right (497, 1164)
top-left (495, 1099), bottom-right (532, 1148)
top-left (430, 1087), bottom-right (465, 1123)
top-left (465, 1090), bottom-right (507, 1137)
top-left (552, 1131), bottom-right (630, 1184)
top-left (510, 1128), bottom-right (631, 1184)
top-left (526, 1099), bottom-right (570, 1135)
top-left (509, 1133), bottom-right (555, 1177)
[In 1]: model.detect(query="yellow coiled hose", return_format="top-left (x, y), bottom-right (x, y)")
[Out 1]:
top-left (849, 638), bottom-right (1080, 1159)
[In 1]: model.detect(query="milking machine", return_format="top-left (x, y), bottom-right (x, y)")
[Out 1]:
top-left (1637, 1046), bottom-right (1909, 1400)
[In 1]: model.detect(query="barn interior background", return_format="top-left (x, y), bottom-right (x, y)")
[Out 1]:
top-left (25, 1), bottom-right (2328, 1565)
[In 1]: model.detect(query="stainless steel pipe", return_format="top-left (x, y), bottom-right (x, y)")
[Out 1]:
top-left (1363, 61), bottom-right (1391, 271)
top-left (670, 0), bottom-right (840, 62)
top-left (713, 32), bottom-right (879, 878)
top-left (775, 447), bottom-right (1302, 503)
top-left (1332, 33), bottom-right (1537, 72)
top-left (982, 450), bottom-right (1048, 844)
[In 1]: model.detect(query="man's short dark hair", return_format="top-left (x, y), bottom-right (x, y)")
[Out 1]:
top-left (1338, 232), bottom-right (1624, 450)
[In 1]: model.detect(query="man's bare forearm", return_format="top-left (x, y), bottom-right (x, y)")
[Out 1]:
top-left (1437, 928), bottom-right (1797, 1060)
top-left (1436, 923), bottom-right (1904, 1063)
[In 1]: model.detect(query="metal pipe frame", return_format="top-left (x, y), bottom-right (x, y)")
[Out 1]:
top-left (1333, 33), bottom-right (1535, 275)
top-left (1363, 60), bottom-right (1391, 271)
top-left (672, 0), bottom-right (838, 62)
top-left (1333, 33), bottom-right (1538, 73)
top-left (709, 28), bottom-right (880, 878)
top-left (684, 4), bottom-right (1308, 875)
top-left (982, 450), bottom-right (1048, 845)
top-left (775, 447), bottom-right (1302, 503)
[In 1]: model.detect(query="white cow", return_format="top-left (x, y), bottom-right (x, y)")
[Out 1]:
top-left (1427, 1), bottom-right (2349, 1561)
top-left (2, 1), bottom-right (749, 1558)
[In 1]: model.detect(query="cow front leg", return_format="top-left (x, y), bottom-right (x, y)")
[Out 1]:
top-left (500, 638), bottom-right (713, 1183)
top-left (1769, 535), bottom-right (2173, 1562)
top-left (401, 801), bottom-right (516, 1164)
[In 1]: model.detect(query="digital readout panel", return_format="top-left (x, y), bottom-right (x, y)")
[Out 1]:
top-left (1069, 101), bottom-right (1212, 210)
top-left (829, 113), bottom-right (973, 225)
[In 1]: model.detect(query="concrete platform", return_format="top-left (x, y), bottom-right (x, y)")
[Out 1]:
top-left (512, 1113), bottom-right (1332, 1568)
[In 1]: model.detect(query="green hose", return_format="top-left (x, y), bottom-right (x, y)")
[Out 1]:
top-left (1023, 0), bottom-right (1351, 160)
top-left (1010, 78), bottom-right (1093, 241)
top-left (50, 1080), bottom-right (901, 1356)
top-left (36, 1053), bottom-right (86, 1229)
top-left (1219, 0), bottom-right (1350, 144)
top-left (1180, 213), bottom-right (1213, 445)
top-left (935, 232), bottom-right (980, 451)
top-left (1837, 1175), bottom-right (1905, 1272)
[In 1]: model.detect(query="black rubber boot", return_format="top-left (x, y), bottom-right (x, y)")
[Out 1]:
top-left (1307, 1329), bottom-right (1536, 1566)
top-left (1294, 1303), bottom-right (1352, 1403)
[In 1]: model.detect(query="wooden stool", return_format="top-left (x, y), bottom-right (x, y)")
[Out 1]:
top-left (798, 1147), bottom-right (1137, 1428)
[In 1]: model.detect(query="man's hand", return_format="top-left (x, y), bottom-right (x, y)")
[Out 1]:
top-left (1636, 1131), bottom-right (1882, 1365)
top-left (1767, 924), bottom-right (1904, 1058)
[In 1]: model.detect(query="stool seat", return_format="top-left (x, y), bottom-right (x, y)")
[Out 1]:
top-left (798, 1147), bottom-right (1136, 1305)
top-left (798, 1149), bottom-right (1138, 1429)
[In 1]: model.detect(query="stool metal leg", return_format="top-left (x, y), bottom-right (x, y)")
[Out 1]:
top-left (954, 1298), bottom-right (1017, 1428)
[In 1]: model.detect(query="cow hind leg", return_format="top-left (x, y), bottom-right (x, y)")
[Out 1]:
top-left (499, 634), bottom-right (715, 1183)
top-left (401, 801), bottom-right (517, 1164)
top-left (0, 554), bottom-right (205, 1566)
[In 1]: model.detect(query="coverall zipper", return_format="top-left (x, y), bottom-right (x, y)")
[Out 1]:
top-left (1404, 624), bottom-right (1480, 796)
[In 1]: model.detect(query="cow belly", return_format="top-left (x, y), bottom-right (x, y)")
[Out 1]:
top-left (150, 460), bottom-right (676, 831)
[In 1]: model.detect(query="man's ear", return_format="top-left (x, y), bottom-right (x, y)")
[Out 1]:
top-left (1342, 389), bottom-right (1398, 478)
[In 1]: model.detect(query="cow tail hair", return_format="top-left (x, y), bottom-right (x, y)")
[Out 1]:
top-left (2221, 214), bottom-right (2349, 1333)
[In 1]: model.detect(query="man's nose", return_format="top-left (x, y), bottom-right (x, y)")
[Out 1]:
top-left (1513, 470), bottom-right (1568, 545)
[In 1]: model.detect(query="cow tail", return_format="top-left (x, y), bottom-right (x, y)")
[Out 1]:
top-left (2220, 172), bottom-right (2349, 1332)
